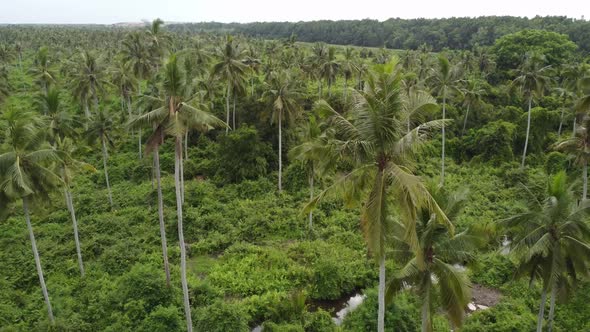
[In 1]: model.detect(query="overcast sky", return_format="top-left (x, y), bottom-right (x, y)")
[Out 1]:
top-left (0, 0), bottom-right (588, 24)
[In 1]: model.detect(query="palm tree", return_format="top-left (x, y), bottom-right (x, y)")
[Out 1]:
top-left (146, 18), bottom-right (168, 70)
top-left (555, 112), bottom-right (590, 200)
top-left (387, 185), bottom-right (478, 332)
top-left (53, 137), bottom-right (95, 277)
top-left (320, 47), bottom-right (340, 97)
top-left (134, 54), bottom-right (225, 332)
top-left (211, 35), bottom-right (247, 133)
top-left (460, 78), bottom-right (486, 135)
top-left (262, 69), bottom-right (303, 192)
top-left (0, 64), bottom-right (10, 103)
top-left (0, 108), bottom-right (61, 323)
top-left (86, 108), bottom-right (116, 208)
top-left (36, 88), bottom-right (76, 143)
top-left (309, 42), bottom-right (328, 98)
top-left (307, 60), bottom-right (448, 332)
top-left (502, 171), bottom-right (590, 332)
top-left (121, 31), bottom-right (152, 86)
top-left (341, 47), bottom-right (358, 101)
top-left (511, 53), bottom-right (552, 169)
top-left (428, 54), bottom-right (463, 185)
top-left (69, 50), bottom-right (108, 118)
top-left (29, 46), bottom-right (55, 96)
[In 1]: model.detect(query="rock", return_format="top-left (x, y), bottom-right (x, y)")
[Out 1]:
top-left (468, 303), bottom-right (477, 311)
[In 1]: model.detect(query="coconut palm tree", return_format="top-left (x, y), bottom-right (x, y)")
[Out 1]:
top-left (0, 108), bottom-right (61, 323)
top-left (341, 47), bottom-right (358, 100)
top-left (307, 60), bottom-right (448, 332)
top-left (502, 171), bottom-right (590, 332)
top-left (0, 64), bottom-right (10, 103)
top-left (211, 35), bottom-right (247, 133)
top-left (511, 53), bottom-right (552, 169)
top-left (29, 46), bottom-right (55, 96)
top-left (133, 54), bottom-right (225, 332)
top-left (262, 69), bottom-right (303, 192)
top-left (86, 108), bottom-right (116, 208)
top-left (69, 50), bottom-right (108, 117)
top-left (387, 185), bottom-right (478, 332)
top-left (36, 88), bottom-right (76, 143)
top-left (460, 78), bottom-right (486, 135)
top-left (428, 54), bottom-right (463, 185)
top-left (555, 112), bottom-right (590, 200)
top-left (53, 137), bottom-right (95, 277)
top-left (146, 18), bottom-right (168, 70)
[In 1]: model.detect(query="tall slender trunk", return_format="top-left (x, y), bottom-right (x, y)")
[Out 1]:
top-left (101, 136), bottom-right (113, 208)
top-left (184, 131), bottom-right (189, 161)
top-left (547, 284), bottom-right (557, 332)
top-left (536, 288), bottom-right (547, 332)
top-left (180, 139), bottom-right (185, 205)
top-left (441, 93), bottom-right (446, 186)
top-left (462, 104), bottom-right (471, 136)
top-left (583, 159), bottom-right (588, 201)
top-left (308, 172), bottom-right (314, 230)
top-left (521, 95), bottom-right (533, 169)
top-left (138, 128), bottom-right (142, 160)
top-left (84, 99), bottom-right (91, 120)
top-left (328, 79), bottom-right (332, 97)
top-left (421, 275), bottom-right (432, 332)
top-left (232, 93), bottom-right (237, 130)
top-left (573, 116), bottom-right (577, 136)
top-left (318, 79), bottom-right (323, 99)
top-left (91, 81), bottom-right (99, 113)
top-left (378, 254), bottom-right (386, 332)
top-left (23, 197), bottom-right (54, 323)
top-left (154, 149), bottom-right (171, 287)
top-left (226, 83), bottom-right (231, 134)
top-left (557, 107), bottom-right (566, 138)
top-left (175, 137), bottom-right (193, 332)
top-left (278, 110), bottom-right (282, 193)
top-left (126, 95), bottom-right (132, 118)
top-left (344, 78), bottom-right (348, 102)
top-left (65, 189), bottom-right (84, 277)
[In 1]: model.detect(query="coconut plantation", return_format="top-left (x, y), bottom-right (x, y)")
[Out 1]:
top-left (1, 12), bottom-right (590, 332)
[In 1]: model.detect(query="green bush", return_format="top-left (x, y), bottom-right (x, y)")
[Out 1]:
top-left (194, 301), bottom-right (250, 332)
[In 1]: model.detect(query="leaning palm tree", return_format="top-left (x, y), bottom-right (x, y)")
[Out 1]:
top-left (427, 54), bottom-right (463, 185)
top-left (387, 184), bottom-right (478, 332)
top-left (262, 69), bottom-right (303, 192)
top-left (511, 53), bottom-right (552, 169)
top-left (86, 108), bottom-right (116, 208)
top-left (307, 59), bottom-right (448, 332)
top-left (134, 54), bottom-right (225, 332)
top-left (53, 137), bottom-right (95, 277)
top-left (502, 171), bottom-right (590, 332)
top-left (0, 108), bottom-right (61, 323)
top-left (0, 64), bottom-right (11, 103)
top-left (211, 35), bottom-right (248, 133)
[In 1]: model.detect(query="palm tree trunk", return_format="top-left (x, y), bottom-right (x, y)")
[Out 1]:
top-left (138, 128), bottom-right (142, 160)
top-left (226, 83), bottom-right (231, 134)
top-left (521, 95), bottom-right (533, 169)
top-left (84, 99), bottom-right (91, 120)
top-left (232, 93), bottom-right (237, 130)
top-left (441, 93), bottom-right (446, 186)
top-left (536, 288), bottom-right (547, 332)
top-left (23, 197), bottom-right (54, 323)
top-left (462, 104), bottom-right (471, 136)
top-left (344, 78), bottom-right (348, 102)
top-left (573, 116), bottom-right (577, 136)
top-left (175, 137), bottom-right (193, 332)
top-left (184, 131), bottom-right (189, 161)
top-left (154, 148), bottom-right (171, 287)
top-left (101, 136), bottom-right (113, 208)
top-left (308, 171), bottom-right (314, 230)
top-left (318, 79), bottom-right (323, 99)
top-left (583, 159), bottom-right (588, 201)
top-left (91, 81), bottom-right (99, 113)
top-left (278, 110), bottom-right (282, 193)
top-left (557, 107), bottom-right (565, 138)
top-left (180, 139), bottom-right (185, 205)
top-left (421, 278), bottom-right (432, 332)
top-left (547, 284), bottom-right (557, 332)
top-left (65, 189), bottom-right (84, 277)
top-left (378, 254), bottom-right (386, 332)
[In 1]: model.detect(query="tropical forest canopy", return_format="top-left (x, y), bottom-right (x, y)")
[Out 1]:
top-left (0, 16), bottom-right (590, 332)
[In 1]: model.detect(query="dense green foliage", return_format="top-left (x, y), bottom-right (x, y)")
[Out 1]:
top-left (1, 16), bottom-right (590, 332)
